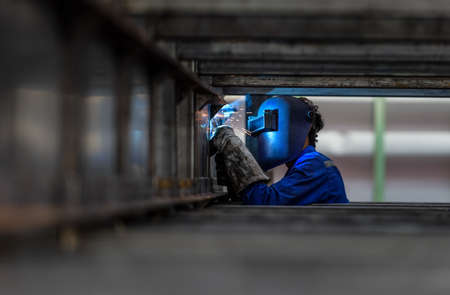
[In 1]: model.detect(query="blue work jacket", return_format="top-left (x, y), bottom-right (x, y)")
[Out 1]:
top-left (241, 146), bottom-right (349, 205)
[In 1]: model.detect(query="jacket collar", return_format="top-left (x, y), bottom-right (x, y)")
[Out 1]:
top-left (285, 145), bottom-right (315, 175)
top-left (301, 145), bottom-right (315, 156)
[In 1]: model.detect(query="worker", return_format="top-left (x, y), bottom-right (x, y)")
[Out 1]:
top-left (210, 96), bottom-right (348, 205)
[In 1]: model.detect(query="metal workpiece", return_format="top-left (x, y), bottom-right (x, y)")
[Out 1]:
top-left (0, 0), bottom-right (65, 205)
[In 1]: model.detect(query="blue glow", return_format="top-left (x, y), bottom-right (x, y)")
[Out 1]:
top-left (209, 99), bottom-right (245, 139)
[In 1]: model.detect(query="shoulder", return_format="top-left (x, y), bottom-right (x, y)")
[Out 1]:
top-left (292, 148), bottom-right (328, 174)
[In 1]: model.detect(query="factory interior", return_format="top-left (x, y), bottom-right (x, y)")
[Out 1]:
top-left (1, 1), bottom-right (450, 294)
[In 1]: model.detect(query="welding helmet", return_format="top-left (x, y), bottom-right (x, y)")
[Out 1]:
top-left (247, 96), bottom-right (312, 171)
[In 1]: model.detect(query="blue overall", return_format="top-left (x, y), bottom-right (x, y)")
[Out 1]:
top-left (241, 146), bottom-right (349, 205)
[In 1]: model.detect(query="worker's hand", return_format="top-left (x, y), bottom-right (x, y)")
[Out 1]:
top-left (209, 125), bottom-right (235, 156)
top-left (209, 115), bottom-right (228, 141)
top-left (209, 102), bottom-right (239, 140)
top-left (208, 125), bottom-right (269, 193)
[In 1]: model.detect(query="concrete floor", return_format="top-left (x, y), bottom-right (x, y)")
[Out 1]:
top-left (2, 204), bottom-right (450, 295)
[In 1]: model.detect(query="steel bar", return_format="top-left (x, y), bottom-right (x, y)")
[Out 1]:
top-left (126, 0), bottom-right (450, 16)
top-left (221, 87), bottom-right (450, 97)
top-left (212, 75), bottom-right (450, 89)
top-left (139, 14), bottom-right (450, 42)
top-left (0, 193), bottom-right (224, 238)
top-left (198, 60), bottom-right (450, 76)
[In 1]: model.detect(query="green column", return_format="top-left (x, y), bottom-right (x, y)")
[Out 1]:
top-left (373, 97), bottom-right (386, 202)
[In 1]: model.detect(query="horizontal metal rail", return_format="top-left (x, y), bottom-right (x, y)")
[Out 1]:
top-left (211, 75), bottom-right (450, 89)
top-left (221, 87), bottom-right (450, 97)
top-left (173, 203), bottom-right (450, 235)
top-left (135, 13), bottom-right (450, 42)
top-left (0, 193), bottom-right (225, 239)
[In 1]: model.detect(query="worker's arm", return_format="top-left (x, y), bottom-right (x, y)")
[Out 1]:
top-left (210, 126), bottom-right (269, 193)
top-left (240, 159), bottom-right (328, 205)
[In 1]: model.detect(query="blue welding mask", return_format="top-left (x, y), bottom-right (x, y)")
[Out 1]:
top-left (247, 96), bottom-right (312, 171)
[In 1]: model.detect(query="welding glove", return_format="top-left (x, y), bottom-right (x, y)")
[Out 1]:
top-left (213, 152), bottom-right (229, 187)
top-left (210, 126), bottom-right (269, 193)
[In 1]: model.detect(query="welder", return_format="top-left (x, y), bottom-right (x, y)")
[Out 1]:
top-left (210, 96), bottom-right (348, 205)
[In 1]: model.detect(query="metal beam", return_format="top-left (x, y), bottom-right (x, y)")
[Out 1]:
top-left (212, 75), bottom-right (450, 89)
top-left (151, 75), bottom-right (178, 196)
top-left (125, 0), bottom-right (450, 16)
top-left (221, 87), bottom-right (450, 97)
top-left (180, 41), bottom-right (450, 77)
top-left (198, 60), bottom-right (450, 76)
top-left (140, 14), bottom-right (450, 42)
top-left (0, 193), bottom-right (224, 238)
top-left (176, 41), bottom-right (450, 62)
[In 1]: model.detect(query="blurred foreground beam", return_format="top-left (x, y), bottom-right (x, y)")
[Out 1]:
top-left (0, 194), bottom-right (223, 238)
top-left (142, 14), bottom-right (450, 42)
top-left (151, 75), bottom-right (177, 196)
top-left (126, 0), bottom-right (450, 16)
top-left (43, 0), bottom-right (224, 107)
